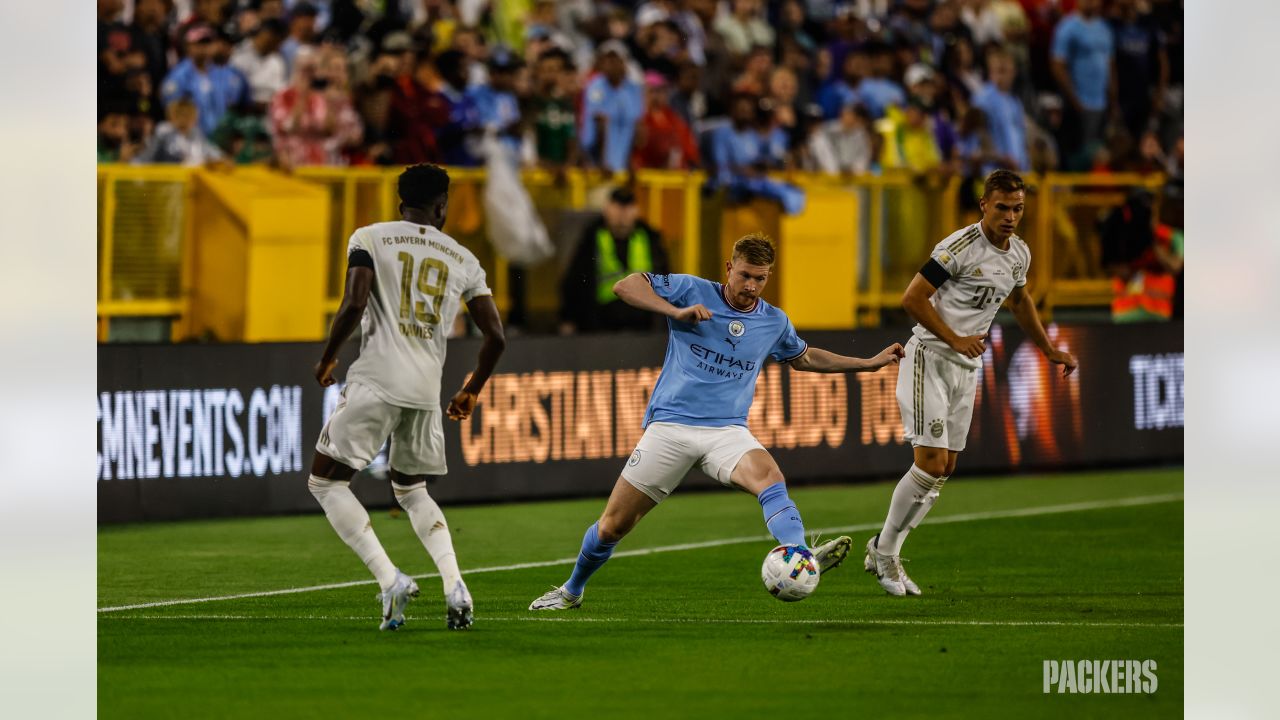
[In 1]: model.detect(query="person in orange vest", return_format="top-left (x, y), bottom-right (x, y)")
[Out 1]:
top-left (1100, 190), bottom-right (1181, 322)
top-left (559, 187), bottom-right (671, 334)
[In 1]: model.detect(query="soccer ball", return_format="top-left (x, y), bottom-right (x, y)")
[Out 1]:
top-left (761, 544), bottom-right (820, 602)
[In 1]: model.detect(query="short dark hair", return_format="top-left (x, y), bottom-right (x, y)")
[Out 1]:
top-left (733, 232), bottom-right (776, 267)
top-left (983, 169), bottom-right (1026, 198)
top-left (398, 164), bottom-right (450, 209)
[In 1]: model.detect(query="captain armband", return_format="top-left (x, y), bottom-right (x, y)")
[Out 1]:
top-left (920, 259), bottom-right (951, 288)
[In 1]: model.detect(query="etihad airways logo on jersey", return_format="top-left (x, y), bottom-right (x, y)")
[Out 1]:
top-left (97, 386), bottom-right (304, 481)
top-left (689, 343), bottom-right (757, 379)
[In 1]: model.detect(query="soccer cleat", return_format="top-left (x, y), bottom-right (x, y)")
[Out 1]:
top-left (528, 585), bottom-right (582, 611)
top-left (378, 570), bottom-right (420, 631)
top-left (899, 562), bottom-right (921, 596)
top-left (863, 535), bottom-right (906, 596)
top-left (812, 535), bottom-right (854, 575)
top-left (446, 579), bottom-right (474, 630)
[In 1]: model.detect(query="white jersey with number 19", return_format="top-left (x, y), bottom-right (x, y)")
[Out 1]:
top-left (912, 222), bottom-right (1031, 369)
top-left (344, 220), bottom-right (491, 409)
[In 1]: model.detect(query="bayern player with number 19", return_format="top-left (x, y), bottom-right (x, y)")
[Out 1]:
top-left (864, 170), bottom-right (1078, 596)
top-left (530, 233), bottom-right (905, 610)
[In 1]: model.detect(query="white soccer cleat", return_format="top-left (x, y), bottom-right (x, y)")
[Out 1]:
top-left (899, 564), bottom-right (921, 596)
top-left (378, 570), bottom-right (420, 631)
top-left (446, 579), bottom-right (474, 630)
top-left (528, 585), bottom-right (582, 611)
top-left (812, 535), bottom-right (854, 575)
top-left (864, 535), bottom-right (907, 596)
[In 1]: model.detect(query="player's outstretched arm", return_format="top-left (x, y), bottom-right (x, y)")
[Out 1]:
top-left (1005, 285), bottom-right (1078, 376)
top-left (315, 266), bottom-right (374, 386)
top-left (790, 344), bottom-right (905, 373)
top-left (448, 294), bottom-right (507, 421)
top-left (612, 273), bottom-right (711, 324)
top-left (903, 272), bottom-right (988, 359)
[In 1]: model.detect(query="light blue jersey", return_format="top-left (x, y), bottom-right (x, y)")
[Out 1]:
top-left (643, 273), bottom-right (808, 428)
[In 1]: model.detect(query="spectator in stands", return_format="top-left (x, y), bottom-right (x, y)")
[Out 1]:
top-left (941, 35), bottom-right (983, 113)
top-left (633, 72), bottom-right (700, 170)
top-left (559, 186), bottom-right (670, 334)
top-left (268, 47), bottom-right (363, 168)
top-left (1052, 0), bottom-right (1115, 169)
top-left (130, 0), bottom-right (172, 115)
top-left (971, 48), bottom-right (1029, 171)
top-left (135, 97), bottom-right (226, 166)
top-left (1109, 0), bottom-right (1168, 142)
top-left (98, 101), bottom-right (143, 163)
top-left (857, 42), bottom-right (907, 119)
top-left (714, 0), bottom-right (775, 57)
top-left (810, 101), bottom-right (875, 176)
top-left (281, 1), bottom-right (319, 75)
top-left (386, 51), bottom-right (450, 165)
top-left (468, 50), bottom-right (524, 158)
top-left (905, 63), bottom-right (959, 170)
top-left (530, 48), bottom-right (579, 174)
top-left (161, 25), bottom-right (241, 136)
top-left (818, 48), bottom-right (869, 119)
top-left (98, 0), bottom-right (143, 105)
top-left (879, 97), bottom-right (943, 173)
top-left (636, 19), bottom-right (685, 79)
top-left (710, 92), bottom-right (805, 214)
top-left (669, 60), bottom-right (710, 130)
top-left (581, 41), bottom-right (645, 174)
top-left (231, 19), bottom-right (288, 112)
top-left (433, 49), bottom-right (484, 167)
top-left (355, 32), bottom-right (415, 165)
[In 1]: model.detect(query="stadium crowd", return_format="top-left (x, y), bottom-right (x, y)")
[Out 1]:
top-left (98, 0), bottom-right (1183, 192)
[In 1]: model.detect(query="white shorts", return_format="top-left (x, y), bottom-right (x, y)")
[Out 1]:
top-left (621, 422), bottom-right (766, 503)
top-left (896, 336), bottom-right (978, 452)
top-left (316, 381), bottom-right (447, 476)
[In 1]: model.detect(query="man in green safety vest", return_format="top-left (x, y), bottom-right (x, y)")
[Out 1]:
top-left (559, 187), bottom-right (670, 333)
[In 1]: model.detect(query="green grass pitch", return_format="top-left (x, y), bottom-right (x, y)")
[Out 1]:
top-left (99, 467), bottom-right (1183, 718)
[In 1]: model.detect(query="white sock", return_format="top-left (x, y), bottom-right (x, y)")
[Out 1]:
top-left (393, 481), bottom-right (463, 595)
top-left (908, 475), bottom-right (948, 531)
top-left (308, 475), bottom-right (398, 592)
top-left (877, 465), bottom-right (938, 556)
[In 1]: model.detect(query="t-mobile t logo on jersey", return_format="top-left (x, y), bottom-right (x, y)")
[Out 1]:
top-left (1129, 353), bottom-right (1184, 430)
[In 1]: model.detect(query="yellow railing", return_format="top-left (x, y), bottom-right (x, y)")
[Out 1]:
top-left (97, 165), bottom-right (1166, 340)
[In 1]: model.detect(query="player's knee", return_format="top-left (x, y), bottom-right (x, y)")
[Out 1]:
top-left (915, 452), bottom-right (948, 478)
top-left (596, 515), bottom-right (631, 544)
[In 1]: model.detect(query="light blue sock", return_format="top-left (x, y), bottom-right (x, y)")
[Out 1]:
top-left (758, 481), bottom-right (806, 547)
top-left (564, 522), bottom-right (617, 597)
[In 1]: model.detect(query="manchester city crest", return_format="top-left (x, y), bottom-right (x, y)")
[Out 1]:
top-left (728, 320), bottom-right (746, 337)
top-left (628, 450), bottom-right (642, 467)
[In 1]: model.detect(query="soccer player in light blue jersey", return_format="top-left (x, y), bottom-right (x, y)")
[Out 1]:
top-left (530, 233), bottom-right (905, 610)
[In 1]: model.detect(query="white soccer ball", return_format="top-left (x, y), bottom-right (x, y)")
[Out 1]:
top-left (761, 544), bottom-right (821, 602)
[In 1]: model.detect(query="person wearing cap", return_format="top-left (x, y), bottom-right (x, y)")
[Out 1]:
top-left (581, 41), bottom-right (644, 174)
top-left (161, 24), bottom-right (241, 136)
top-left (281, 1), bottom-right (320, 76)
top-left (559, 187), bottom-right (670, 334)
top-left (632, 72), bottom-right (699, 170)
top-left (467, 50), bottom-right (524, 157)
top-left (971, 49), bottom-right (1029, 172)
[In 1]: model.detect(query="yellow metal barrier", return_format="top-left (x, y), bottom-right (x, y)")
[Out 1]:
top-left (98, 165), bottom-right (1166, 340)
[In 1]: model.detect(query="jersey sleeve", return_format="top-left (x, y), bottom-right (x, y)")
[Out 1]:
top-left (1015, 243), bottom-right (1030, 288)
top-left (462, 261), bottom-right (492, 302)
top-left (346, 228), bottom-right (372, 257)
top-left (769, 317), bottom-right (809, 363)
top-left (645, 273), bottom-right (700, 307)
top-left (922, 241), bottom-right (966, 286)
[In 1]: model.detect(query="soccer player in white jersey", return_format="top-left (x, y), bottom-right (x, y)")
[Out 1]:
top-left (308, 164), bottom-right (506, 630)
top-left (530, 234), bottom-right (905, 610)
top-left (864, 169), bottom-right (1078, 596)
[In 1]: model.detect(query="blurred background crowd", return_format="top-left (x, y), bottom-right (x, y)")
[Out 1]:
top-left (98, 0), bottom-right (1183, 184)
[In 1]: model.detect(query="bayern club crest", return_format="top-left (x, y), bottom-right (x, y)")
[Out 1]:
top-left (728, 320), bottom-right (746, 337)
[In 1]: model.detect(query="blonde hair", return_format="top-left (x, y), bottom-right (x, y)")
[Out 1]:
top-left (732, 232), bottom-right (776, 267)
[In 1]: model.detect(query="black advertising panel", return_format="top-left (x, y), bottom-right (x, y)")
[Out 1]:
top-left (98, 322), bottom-right (1182, 523)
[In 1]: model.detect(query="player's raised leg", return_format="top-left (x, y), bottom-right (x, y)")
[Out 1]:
top-left (529, 476), bottom-right (657, 610)
top-left (729, 449), bottom-right (853, 574)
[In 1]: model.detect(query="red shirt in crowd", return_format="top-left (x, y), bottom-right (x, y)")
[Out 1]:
top-left (632, 105), bottom-right (700, 170)
top-left (268, 86), bottom-right (363, 167)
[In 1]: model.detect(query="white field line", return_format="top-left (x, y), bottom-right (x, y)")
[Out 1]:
top-left (97, 492), bottom-right (1182, 614)
top-left (98, 615), bottom-right (1183, 629)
